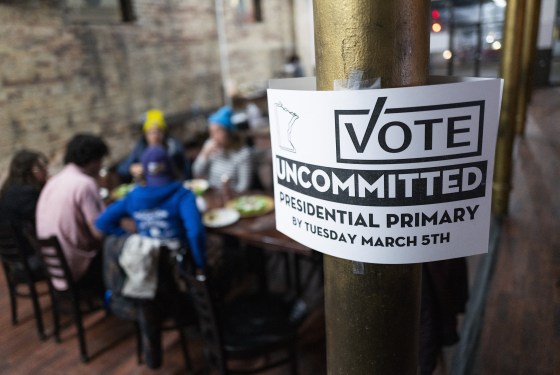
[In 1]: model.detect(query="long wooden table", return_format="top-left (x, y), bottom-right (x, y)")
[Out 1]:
top-left (201, 190), bottom-right (311, 256)
top-left (201, 189), bottom-right (317, 297)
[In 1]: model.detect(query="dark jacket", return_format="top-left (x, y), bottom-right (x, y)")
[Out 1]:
top-left (116, 137), bottom-right (192, 182)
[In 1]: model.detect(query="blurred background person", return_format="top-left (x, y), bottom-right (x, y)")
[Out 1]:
top-left (96, 145), bottom-right (206, 270)
top-left (0, 149), bottom-right (49, 274)
top-left (116, 109), bottom-right (192, 183)
top-left (0, 149), bottom-right (49, 228)
top-left (36, 133), bottom-right (109, 293)
top-left (420, 259), bottom-right (469, 375)
top-left (96, 145), bottom-right (206, 368)
top-left (283, 54), bottom-right (304, 78)
top-left (192, 106), bottom-right (253, 194)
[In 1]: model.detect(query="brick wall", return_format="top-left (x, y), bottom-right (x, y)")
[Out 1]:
top-left (0, 0), bottom-right (294, 180)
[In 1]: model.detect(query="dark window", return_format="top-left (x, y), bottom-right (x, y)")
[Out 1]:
top-left (232, 0), bottom-right (263, 23)
top-left (253, 0), bottom-right (262, 22)
top-left (65, 0), bottom-right (135, 23)
top-left (120, 0), bottom-right (135, 22)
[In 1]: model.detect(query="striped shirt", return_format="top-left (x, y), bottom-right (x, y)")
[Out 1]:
top-left (192, 142), bottom-right (253, 193)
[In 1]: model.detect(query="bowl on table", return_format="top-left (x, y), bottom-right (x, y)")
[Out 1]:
top-left (183, 179), bottom-right (210, 196)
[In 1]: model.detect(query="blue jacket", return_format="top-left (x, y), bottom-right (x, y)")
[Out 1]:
top-left (96, 181), bottom-right (206, 268)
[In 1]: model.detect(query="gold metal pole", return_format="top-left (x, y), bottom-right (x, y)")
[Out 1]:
top-left (493, 0), bottom-right (526, 216)
top-left (515, 0), bottom-right (541, 136)
top-left (313, 1), bottom-right (429, 373)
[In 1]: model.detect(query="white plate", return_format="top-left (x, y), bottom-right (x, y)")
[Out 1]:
top-left (183, 179), bottom-right (209, 196)
top-left (203, 208), bottom-right (240, 228)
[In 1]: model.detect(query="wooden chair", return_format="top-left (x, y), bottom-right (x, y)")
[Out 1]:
top-left (0, 222), bottom-right (51, 341)
top-left (36, 235), bottom-right (105, 362)
top-left (180, 267), bottom-right (308, 374)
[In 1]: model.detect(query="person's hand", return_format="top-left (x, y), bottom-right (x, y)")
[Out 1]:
top-left (129, 163), bottom-right (143, 177)
top-left (120, 217), bottom-right (137, 233)
top-left (200, 139), bottom-right (219, 159)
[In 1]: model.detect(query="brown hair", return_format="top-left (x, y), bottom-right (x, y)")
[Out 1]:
top-left (0, 149), bottom-right (48, 198)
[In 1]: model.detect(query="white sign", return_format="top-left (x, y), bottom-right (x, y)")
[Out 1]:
top-left (267, 76), bottom-right (503, 264)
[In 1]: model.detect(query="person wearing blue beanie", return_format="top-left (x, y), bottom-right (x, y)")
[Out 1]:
top-left (192, 106), bottom-right (253, 193)
top-left (208, 106), bottom-right (235, 131)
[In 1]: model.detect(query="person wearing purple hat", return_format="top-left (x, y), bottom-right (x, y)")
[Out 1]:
top-left (192, 106), bottom-right (253, 193)
top-left (96, 145), bottom-right (206, 268)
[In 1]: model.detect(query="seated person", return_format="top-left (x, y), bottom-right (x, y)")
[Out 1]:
top-left (192, 106), bottom-right (253, 193)
top-left (0, 149), bottom-right (49, 274)
top-left (36, 133), bottom-right (109, 292)
top-left (116, 109), bottom-right (192, 183)
top-left (420, 258), bottom-right (469, 374)
top-left (96, 145), bottom-right (206, 270)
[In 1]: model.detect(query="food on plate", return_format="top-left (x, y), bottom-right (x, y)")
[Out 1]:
top-left (227, 195), bottom-right (274, 217)
top-left (111, 183), bottom-right (136, 200)
top-left (206, 212), bottom-right (217, 222)
top-left (183, 179), bottom-right (209, 196)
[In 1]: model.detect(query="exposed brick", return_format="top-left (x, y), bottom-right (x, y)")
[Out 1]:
top-left (0, 0), bottom-right (295, 176)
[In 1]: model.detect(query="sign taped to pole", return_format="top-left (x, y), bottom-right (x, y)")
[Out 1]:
top-left (267, 76), bottom-right (503, 264)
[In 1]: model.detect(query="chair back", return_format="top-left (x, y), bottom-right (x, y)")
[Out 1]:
top-left (37, 235), bottom-right (105, 362)
top-left (36, 236), bottom-right (75, 293)
top-left (182, 270), bottom-right (227, 374)
top-left (0, 222), bottom-right (52, 340)
top-left (0, 222), bottom-right (39, 281)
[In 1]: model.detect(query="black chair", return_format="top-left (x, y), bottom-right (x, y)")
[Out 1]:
top-left (133, 295), bottom-right (195, 371)
top-left (133, 253), bottom-right (196, 371)
top-left (181, 267), bottom-right (307, 374)
top-left (0, 222), bottom-right (51, 341)
top-left (103, 237), bottom-right (195, 370)
top-left (36, 235), bottom-right (105, 362)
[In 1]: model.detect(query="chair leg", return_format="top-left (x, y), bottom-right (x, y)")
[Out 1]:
top-left (289, 344), bottom-right (298, 375)
top-left (137, 303), bottom-right (162, 369)
top-left (177, 326), bottom-right (193, 373)
top-left (8, 284), bottom-right (18, 325)
top-left (29, 283), bottom-right (46, 340)
top-left (71, 298), bottom-right (89, 362)
top-left (284, 253), bottom-right (292, 292)
top-left (50, 292), bottom-right (61, 342)
top-left (135, 322), bottom-right (143, 364)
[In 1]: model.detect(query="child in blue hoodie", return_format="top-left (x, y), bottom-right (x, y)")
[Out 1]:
top-left (96, 145), bottom-right (206, 269)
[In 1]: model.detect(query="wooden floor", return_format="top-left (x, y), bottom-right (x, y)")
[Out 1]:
top-left (471, 87), bottom-right (560, 375)
top-left (0, 262), bottom-right (327, 374)
top-left (0, 87), bottom-right (559, 374)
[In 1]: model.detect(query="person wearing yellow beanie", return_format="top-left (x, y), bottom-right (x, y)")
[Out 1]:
top-left (116, 109), bottom-right (192, 183)
top-left (143, 109), bottom-right (167, 133)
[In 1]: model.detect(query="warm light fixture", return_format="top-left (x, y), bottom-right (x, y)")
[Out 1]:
top-left (493, 0), bottom-right (507, 8)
